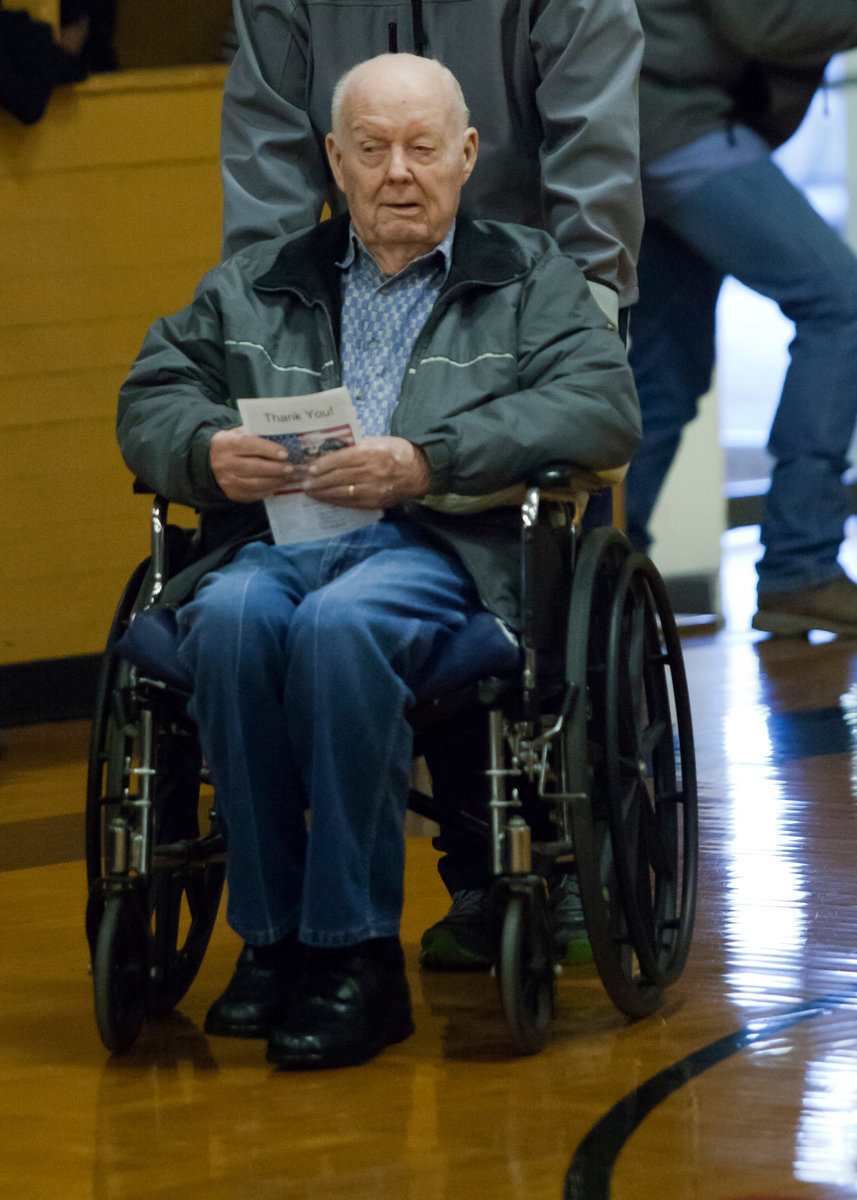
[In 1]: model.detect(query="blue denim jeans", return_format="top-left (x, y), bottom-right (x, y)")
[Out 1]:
top-left (626, 153), bottom-right (857, 594)
top-left (175, 519), bottom-right (484, 947)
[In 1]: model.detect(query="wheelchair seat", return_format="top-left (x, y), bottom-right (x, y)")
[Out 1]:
top-left (115, 604), bottom-right (523, 702)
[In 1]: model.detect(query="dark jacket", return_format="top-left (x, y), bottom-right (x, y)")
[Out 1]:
top-left (117, 215), bottom-right (640, 623)
top-left (635, 0), bottom-right (857, 164)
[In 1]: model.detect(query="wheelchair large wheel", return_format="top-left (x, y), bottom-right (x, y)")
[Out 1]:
top-left (93, 891), bottom-right (149, 1054)
top-left (562, 527), bottom-right (665, 1019)
top-left (143, 713), bottom-right (227, 1016)
top-left (86, 567), bottom-right (225, 1050)
top-left (88, 678), bottom-right (225, 1027)
top-left (605, 553), bottom-right (698, 986)
top-left (495, 879), bottom-right (555, 1055)
top-left (85, 557), bottom-right (152, 953)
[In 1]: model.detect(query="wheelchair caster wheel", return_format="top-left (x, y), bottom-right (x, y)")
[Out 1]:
top-left (497, 884), bottom-right (555, 1055)
top-left (93, 893), bottom-right (150, 1053)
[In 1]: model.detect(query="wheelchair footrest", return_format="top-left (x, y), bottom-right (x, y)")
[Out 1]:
top-left (152, 831), bottom-right (227, 869)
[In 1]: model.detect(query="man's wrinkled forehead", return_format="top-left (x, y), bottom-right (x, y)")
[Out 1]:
top-left (344, 104), bottom-right (452, 142)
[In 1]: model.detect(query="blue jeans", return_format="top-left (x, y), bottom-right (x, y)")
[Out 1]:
top-left (175, 519), bottom-right (484, 947)
top-left (626, 154), bottom-right (857, 593)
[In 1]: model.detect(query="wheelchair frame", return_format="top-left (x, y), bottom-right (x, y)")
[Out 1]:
top-left (85, 474), bottom-right (698, 1056)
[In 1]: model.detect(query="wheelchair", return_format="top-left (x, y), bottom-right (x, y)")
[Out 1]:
top-left (85, 467), bottom-right (698, 1056)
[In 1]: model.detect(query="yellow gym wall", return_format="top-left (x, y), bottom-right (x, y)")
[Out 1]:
top-left (1, 63), bottom-right (228, 668)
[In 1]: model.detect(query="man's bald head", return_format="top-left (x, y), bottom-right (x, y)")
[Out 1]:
top-left (331, 54), bottom-right (470, 136)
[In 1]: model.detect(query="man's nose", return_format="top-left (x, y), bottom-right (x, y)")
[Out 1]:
top-left (386, 146), bottom-right (412, 180)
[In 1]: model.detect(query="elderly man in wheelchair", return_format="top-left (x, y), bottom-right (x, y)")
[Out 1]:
top-left (104, 52), bottom-right (670, 1069)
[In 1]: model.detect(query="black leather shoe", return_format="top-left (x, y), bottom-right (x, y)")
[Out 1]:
top-left (265, 949), bottom-right (414, 1069)
top-left (204, 938), bottom-right (301, 1039)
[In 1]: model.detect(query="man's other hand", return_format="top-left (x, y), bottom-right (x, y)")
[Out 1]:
top-left (210, 427), bottom-right (296, 501)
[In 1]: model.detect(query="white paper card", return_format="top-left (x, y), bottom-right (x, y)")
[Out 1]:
top-left (237, 388), bottom-right (381, 544)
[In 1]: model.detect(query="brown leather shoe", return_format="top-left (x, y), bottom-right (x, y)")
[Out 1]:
top-left (753, 576), bottom-right (857, 638)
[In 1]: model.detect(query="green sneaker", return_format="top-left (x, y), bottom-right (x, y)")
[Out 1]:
top-left (419, 888), bottom-right (492, 970)
top-left (549, 873), bottom-right (592, 966)
top-left (420, 877), bottom-right (593, 970)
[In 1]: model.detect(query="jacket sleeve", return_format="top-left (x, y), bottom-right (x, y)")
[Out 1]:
top-left (531, 0), bottom-right (644, 306)
top-left (706, 0), bottom-right (857, 66)
top-left (417, 255), bottom-right (642, 496)
top-left (116, 289), bottom-right (242, 509)
top-left (220, 0), bottom-right (330, 258)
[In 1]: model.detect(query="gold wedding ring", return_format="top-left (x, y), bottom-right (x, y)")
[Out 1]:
top-left (348, 484), bottom-right (355, 497)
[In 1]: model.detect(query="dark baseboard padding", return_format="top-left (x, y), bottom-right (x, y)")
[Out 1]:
top-left (1, 655), bottom-right (101, 727)
top-left (662, 571), bottom-right (719, 619)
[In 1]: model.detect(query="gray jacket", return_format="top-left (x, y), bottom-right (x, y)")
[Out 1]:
top-left (117, 215), bottom-right (640, 623)
top-left (220, 0), bottom-right (644, 309)
top-left (636, 0), bottom-right (857, 164)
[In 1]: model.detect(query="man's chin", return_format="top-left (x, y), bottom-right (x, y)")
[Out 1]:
top-left (377, 217), bottom-right (432, 247)
top-left (380, 211), bottom-right (428, 232)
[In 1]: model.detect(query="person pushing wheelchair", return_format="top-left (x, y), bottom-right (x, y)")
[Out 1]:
top-left (116, 53), bottom-right (640, 1070)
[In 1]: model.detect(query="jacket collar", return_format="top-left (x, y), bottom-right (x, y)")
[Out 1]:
top-left (252, 212), bottom-right (529, 305)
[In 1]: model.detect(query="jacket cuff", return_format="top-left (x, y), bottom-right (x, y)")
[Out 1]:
top-left (417, 439), bottom-right (453, 494)
top-left (189, 430), bottom-right (227, 502)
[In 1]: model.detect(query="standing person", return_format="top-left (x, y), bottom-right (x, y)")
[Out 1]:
top-left (627, 0), bottom-right (857, 637)
top-left (216, 0), bottom-right (645, 971)
top-left (117, 53), bottom-right (641, 1069)
top-left (219, 0), bottom-right (644, 329)
top-left (0, 0), bottom-right (89, 124)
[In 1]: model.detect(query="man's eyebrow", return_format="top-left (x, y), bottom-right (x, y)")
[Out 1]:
top-left (350, 118), bottom-right (390, 134)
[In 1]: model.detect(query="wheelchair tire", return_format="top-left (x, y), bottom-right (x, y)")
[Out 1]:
top-left (93, 891), bottom-right (149, 1054)
top-left (86, 559), bottom-right (225, 1046)
top-left (562, 527), bottom-right (664, 1020)
top-left (605, 553), bottom-right (698, 987)
top-left (85, 557), bottom-right (152, 957)
top-left (99, 678), bottom-right (225, 1017)
top-left (496, 880), bottom-right (555, 1055)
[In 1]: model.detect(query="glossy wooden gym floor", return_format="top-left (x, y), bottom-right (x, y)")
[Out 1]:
top-left (3, 533), bottom-right (857, 1200)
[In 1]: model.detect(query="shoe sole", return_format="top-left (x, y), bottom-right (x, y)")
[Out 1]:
top-left (752, 611), bottom-right (857, 638)
top-left (266, 1016), bottom-right (415, 1070)
top-left (203, 1015), bottom-right (274, 1039)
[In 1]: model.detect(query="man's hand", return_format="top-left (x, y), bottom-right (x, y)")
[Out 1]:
top-left (303, 437), bottom-right (430, 509)
top-left (210, 426), bottom-right (295, 501)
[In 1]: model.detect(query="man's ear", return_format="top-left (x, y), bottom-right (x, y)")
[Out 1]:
top-left (461, 127), bottom-right (478, 183)
top-left (326, 133), bottom-right (345, 191)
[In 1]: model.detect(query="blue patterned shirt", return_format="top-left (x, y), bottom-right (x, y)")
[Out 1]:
top-left (338, 224), bottom-right (454, 438)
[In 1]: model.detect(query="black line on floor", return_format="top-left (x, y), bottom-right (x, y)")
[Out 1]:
top-left (563, 986), bottom-right (857, 1200)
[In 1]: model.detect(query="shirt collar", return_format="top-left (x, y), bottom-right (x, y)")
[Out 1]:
top-left (337, 221), bottom-right (455, 281)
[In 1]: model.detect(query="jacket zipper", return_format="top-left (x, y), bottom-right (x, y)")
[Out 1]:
top-left (387, 1), bottom-right (426, 56)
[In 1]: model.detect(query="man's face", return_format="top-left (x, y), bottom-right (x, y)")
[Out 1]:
top-left (326, 62), bottom-right (478, 275)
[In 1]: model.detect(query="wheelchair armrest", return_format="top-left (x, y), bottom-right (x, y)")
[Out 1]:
top-left (527, 462), bottom-right (628, 499)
